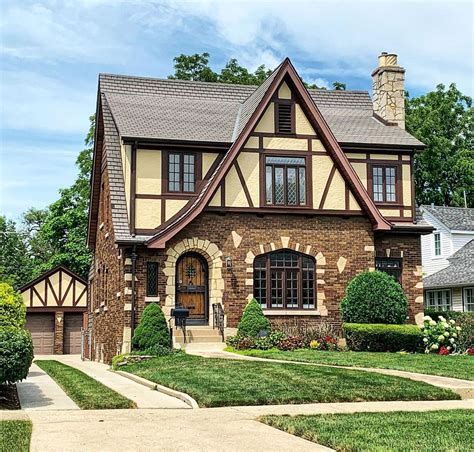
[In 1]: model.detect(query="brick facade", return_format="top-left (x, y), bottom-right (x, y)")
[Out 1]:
top-left (54, 311), bottom-right (64, 354)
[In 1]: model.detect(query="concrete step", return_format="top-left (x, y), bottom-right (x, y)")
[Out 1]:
top-left (174, 334), bottom-right (224, 344)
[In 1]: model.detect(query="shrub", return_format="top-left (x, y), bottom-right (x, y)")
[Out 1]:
top-left (0, 327), bottom-right (34, 384)
top-left (341, 271), bottom-right (408, 324)
top-left (0, 282), bottom-right (26, 328)
top-left (424, 311), bottom-right (474, 352)
top-left (278, 320), bottom-right (340, 348)
top-left (420, 315), bottom-right (461, 354)
top-left (343, 323), bottom-right (423, 352)
top-left (132, 303), bottom-right (170, 351)
top-left (276, 335), bottom-right (304, 351)
top-left (237, 298), bottom-right (270, 337)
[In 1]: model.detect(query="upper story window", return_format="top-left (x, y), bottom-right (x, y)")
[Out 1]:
top-left (275, 102), bottom-right (295, 134)
top-left (167, 152), bottom-right (196, 193)
top-left (375, 257), bottom-right (402, 283)
top-left (370, 165), bottom-right (397, 203)
top-left (254, 250), bottom-right (315, 310)
top-left (434, 233), bottom-right (441, 256)
top-left (265, 156), bottom-right (307, 207)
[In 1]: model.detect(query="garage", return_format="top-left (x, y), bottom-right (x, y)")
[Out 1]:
top-left (20, 266), bottom-right (87, 355)
top-left (64, 313), bottom-right (83, 354)
top-left (26, 313), bottom-right (55, 355)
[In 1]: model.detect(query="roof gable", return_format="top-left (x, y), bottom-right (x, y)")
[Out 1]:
top-left (421, 205), bottom-right (474, 231)
top-left (147, 58), bottom-right (390, 248)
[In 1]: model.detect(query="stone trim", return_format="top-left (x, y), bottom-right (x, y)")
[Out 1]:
top-left (163, 237), bottom-right (225, 325)
top-left (245, 237), bottom-right (328, 316)
top-left (263, 309), bottom-right (322, 316)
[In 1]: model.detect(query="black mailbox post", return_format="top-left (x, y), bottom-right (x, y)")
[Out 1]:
top-left (171, 307), bottom-right (190, 343)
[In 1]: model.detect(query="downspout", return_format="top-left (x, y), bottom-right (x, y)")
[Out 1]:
top-left (130, 244), bottom-right (137, 340)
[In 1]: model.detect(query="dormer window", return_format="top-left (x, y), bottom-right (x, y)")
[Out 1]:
top-left (369, 164), bottom-right (399, 204)
top-left (276, 102), bottom-right (295, 134)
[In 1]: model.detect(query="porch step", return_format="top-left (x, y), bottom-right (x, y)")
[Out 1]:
top-left (173, 326), bottom-right (224, 344)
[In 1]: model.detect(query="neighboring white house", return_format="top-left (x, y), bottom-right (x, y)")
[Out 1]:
top-left (420, 205), bottom-right (474, 312)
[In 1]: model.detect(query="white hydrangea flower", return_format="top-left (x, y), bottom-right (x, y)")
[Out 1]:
top-left (452, 333), bottom-right (457, 338)
top-left (439, 316), bottom-right (445, 321)
top-left (447, 346), bottom-right (452, 351)
top-left (450, 319), bottom-right (456, 325)
top-left (438, 335), bottom-right (445, 342)
top-left (430, 320), bottom-right (436, 326)
top-left (444, 332), bottom-right (450, 337)
top-left (450, 338), bottom-right (455, 344)
top-left (456, 326), bottom-right (461, 331)
top-left (423, 315), bottom-right (432, 321)
top-left (443, 322), bottom-right (449, 328)
top-left (431, 344), bottom-right (439, 350)
top-left (423, 337), bottom-right (428, 343)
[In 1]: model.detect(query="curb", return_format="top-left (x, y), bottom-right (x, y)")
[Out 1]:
top-left (114, 370), bottom-right (199, 409)
top-left (0, 410), bottom-right (30, 421)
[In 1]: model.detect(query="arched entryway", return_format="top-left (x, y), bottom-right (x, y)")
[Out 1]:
top-left (176, 252), bottom-right (209, 323)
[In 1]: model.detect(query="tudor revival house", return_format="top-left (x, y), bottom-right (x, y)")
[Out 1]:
top-left (87, 53), bottom-right (431, 363)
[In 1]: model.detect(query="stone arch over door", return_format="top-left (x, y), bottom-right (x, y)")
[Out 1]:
top-left (244, 237), bottom-right (328, 316)
top-left (163, 238), bottom-right (224, 325)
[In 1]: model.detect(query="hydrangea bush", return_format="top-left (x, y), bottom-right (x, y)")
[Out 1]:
top-left (420, 315), bottom-right (461, 354)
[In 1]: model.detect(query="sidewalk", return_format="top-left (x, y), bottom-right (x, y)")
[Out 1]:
top-left (16, 363), bottom-right (79, 411)
top-left (44, 355), bottom-right (189, 409)
top-left (187, 344), bottom-right (474, 398)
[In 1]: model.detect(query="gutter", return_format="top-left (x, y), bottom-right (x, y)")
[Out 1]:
top-left (130, 244), bottom-right (137, 339)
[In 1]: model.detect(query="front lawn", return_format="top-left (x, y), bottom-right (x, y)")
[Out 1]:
top-left (121, 353), bottom-right (459, 407)
top-left (0, 420), bottom-right (32, 452)
top-left (229, 348), bottom-right (474, 381)
top-left (35, 360), bottom-right (136, 409)
top-left (261, 410), bottom-right (473, 451)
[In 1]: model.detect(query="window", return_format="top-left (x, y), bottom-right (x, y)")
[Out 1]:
top-left (371, 166), bottom-right (397, 203)
top-left (167, 152), bottom-right (196, 192)
top-left (254, 250), bottom-right (315, 309)
top-left (276, 102), bottom-right (294, 134)
top-left (375, 257), bottom-right (402, 283)
top-left (464, 287), bottom-right (474, 312)
top-left (265, 156), bottom-right (306, 206)
top-left (434, 233), bottom-right (441, 256)
top-left (425, 290), bottom-right (452, 311)
top-left (147, 262), bottom-right (159, 297)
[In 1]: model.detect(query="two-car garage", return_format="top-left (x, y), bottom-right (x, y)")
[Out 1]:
top-left (20, 266), bottom-right (87, 355)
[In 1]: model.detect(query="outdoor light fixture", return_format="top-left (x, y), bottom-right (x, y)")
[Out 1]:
top-left (225, 256), bottom-right (233, 269)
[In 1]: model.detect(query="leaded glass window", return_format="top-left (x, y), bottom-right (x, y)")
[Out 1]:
top-left (253, 250), bottom-right (316, 310)
top-left (265, 156), bottom-right (307, 207)
top-left (168, 152), bottom-right (196, 193)
top-left (371, 166), bottom-right (398, 203)
top-left (147, 262), bottom-right (159, 297)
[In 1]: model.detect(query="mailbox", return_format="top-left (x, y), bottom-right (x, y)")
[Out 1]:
top-left (171, 307), bottom-right (189, 319)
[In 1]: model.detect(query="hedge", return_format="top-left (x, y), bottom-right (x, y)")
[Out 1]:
top-left (341, 271), bottom-right (408, 324)
top-left (0, 327), bottom-right (34, 384)
top-left (343, 323), bottom-right (423, 352)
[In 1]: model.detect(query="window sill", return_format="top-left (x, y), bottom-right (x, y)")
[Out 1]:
top-left (262, 309), bottom-right (321, 316)
top-left (145, 296), bottom-right (160, 303)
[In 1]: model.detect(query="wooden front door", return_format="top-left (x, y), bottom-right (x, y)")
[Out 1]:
top-left (176, 253), bottom-right (208, 321)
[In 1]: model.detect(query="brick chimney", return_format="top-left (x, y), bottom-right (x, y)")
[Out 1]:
top-left (372, 52), bottom-right (406, 129)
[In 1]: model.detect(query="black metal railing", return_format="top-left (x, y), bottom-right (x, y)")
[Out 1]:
top-left (212, 303), bottom-right (225, 342)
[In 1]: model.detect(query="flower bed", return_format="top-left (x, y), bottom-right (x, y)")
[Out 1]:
top-left (421, 315), bottom-right (461, 354)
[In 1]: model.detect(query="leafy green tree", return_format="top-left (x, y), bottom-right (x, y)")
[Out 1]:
top-left (0, 216), bottom-right (32, 288)
top-left (168, 52), bottom-right (218, 82)
top-left (237, 298), bottom-right (270, 337)
top-left (406, 83), bottom-right (474, 207)
top-left (332, 81), bottom-right (346, 90)
top-left (0, 282), bottom-right (26, 328)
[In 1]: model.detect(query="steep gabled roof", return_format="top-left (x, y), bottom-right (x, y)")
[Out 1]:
top-left (421, 205), bottom-right (474, 232)
top-left (19, 265), bottom-right (87, 293)
top-left (147, 58), bottom-right (391, 248)
top-left (424, 239), bottom-right (474, 288)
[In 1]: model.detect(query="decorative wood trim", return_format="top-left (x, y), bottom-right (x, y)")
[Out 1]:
top-left (136, 193), bottom-right (194, 200)
top-left (46, 278), bottom-right (59, 305)
top-left (61, 277), bottom-right (74, 305)
top-left (26, 307), bottom-right (87, 313)
top-left (345, 184), bottom-right (350, 210)
top-left (242, 147), bottom-right (326, 156)
top-left (220, 180), bottom-right (225, 206)
top-left (234, 161), bottom-right (254, 207)
top-left (319, 164), bottom-right (337, 209)
top-left (349, 158), bottom-right (411, 165)
top-left (130, 141), bottom-right (137, 235)
top-left (32, 286), bottom-right (45, 306)
top-left (204, 206), bottom-right (364, 216)
top-left (161, 198), bottom-right (166, 224)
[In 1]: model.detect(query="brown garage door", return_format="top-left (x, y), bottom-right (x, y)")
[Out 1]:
top-left (64, 313), bottom-right (83, 354)
top-left (26, 313), bottom-right (55, 355)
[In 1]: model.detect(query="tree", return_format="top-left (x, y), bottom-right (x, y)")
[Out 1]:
top-left (132, 303), bottom-right (170, 350)
top-left (0, 282), bottom-right (26, 328)
top-left (406, 83), bottom-right (474, 207)
top-left (0, 216), bottom-right (32, 289)
top-left (168, 52), bottom-right (218, 82)
top-left (237, 298), bottom-right (270, 337)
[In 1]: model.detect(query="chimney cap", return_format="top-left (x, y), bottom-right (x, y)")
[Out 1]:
top-left (378, 52), bottom-right (398, 67)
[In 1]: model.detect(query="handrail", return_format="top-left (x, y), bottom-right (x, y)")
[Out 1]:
top-left (212, 303), bottom-right (225, 342)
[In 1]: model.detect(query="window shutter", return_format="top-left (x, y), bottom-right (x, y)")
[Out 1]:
top-left (277, 103), bottom-right (293, 134)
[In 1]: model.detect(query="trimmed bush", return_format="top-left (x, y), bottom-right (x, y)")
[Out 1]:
top-left (237, 298), bottom-right (270, 337)
top-left (0, 282), bottom-right (26, 328)
top-left (132, 303), bottom-right (170, 351)
top-left (343, 323), bottom-right (423, 352)
top-left (341, 271), bottom-right (408, 324)
top-left (0, 327), bottom-right (34, 384)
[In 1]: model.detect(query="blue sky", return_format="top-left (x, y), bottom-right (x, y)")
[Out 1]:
top-left (1, 0), bottom-right (472, 221)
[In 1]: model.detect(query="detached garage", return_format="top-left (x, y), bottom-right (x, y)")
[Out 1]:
top-left (20, 266), bottom-right (87, 355)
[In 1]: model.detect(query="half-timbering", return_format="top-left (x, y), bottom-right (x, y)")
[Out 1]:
top-left (87, 53), bottom-right (432, 363)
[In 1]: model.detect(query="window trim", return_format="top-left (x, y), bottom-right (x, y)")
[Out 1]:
top-left (274, 101), bottom-right (296, 135)
top-left (253, 250), bottom-right (316, 310)
top-left (162, 150), bottom-right (201, 194)
top-left (146, 262), bottom-right (159, 297)
top-left (367, 163), bottom-right (401, 205)
top-left (262, 155), bottom-right (309, 208)
top-left (425, 289), bottom-right (452, 311)
top-left (375, 256), bottom-right (403, 284)
top-left (463, 287), bottom-right (474, 312)
top-left (434, 232), bottom-right (441, 257)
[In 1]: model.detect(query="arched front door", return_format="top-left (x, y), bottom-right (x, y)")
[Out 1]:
top-left (176, 253), bottom-right (208, 322)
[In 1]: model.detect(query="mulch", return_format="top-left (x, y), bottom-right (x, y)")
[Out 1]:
top-left (0, 384), bottom-right (21, 410)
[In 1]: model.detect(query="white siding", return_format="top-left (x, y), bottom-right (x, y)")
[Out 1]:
top-left (452, 288), bottom-right (463, 311)
top-left (451, 232), bottom-right (474, 253)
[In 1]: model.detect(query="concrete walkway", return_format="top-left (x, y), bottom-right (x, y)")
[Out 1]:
top-left (187, 344), bottom-right (474, 398)
top-left (16, 363), bottom-right (79, 411)
top-left (42, 355), bottom-right (189, 409)
top-left (23, 398), bottom-right (473, 452)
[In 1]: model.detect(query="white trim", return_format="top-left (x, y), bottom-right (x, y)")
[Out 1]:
top-left (463, 286), bottom-right (474, 312)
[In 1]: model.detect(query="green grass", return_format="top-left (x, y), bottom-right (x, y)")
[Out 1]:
top-left (229, 348), bottom-right (474, 381)
top-left (261, 410), bottom-right (474, 451)
top-left (35, 360), bottom-right (136, 410)
top-left (122, 353), bottom-right (459, 407)
top-left (0, 420), bottom-right (32, 452)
